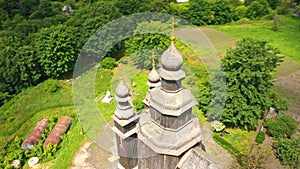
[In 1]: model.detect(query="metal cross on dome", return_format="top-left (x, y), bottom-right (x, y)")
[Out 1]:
top-left (151, 52), bottom-right (155, 68)
top-left (170, 17), bottom-right (176, 44)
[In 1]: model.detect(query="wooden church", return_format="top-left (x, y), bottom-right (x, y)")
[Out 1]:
top-left (112, 20), bottom-right (219, 169)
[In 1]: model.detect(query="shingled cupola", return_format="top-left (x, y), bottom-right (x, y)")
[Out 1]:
top-left (137, 17), bottom-right (203, 169)
top-left (147, 52), bottom-right (161, 89)
top-left (112, 81), bottom-right (139, 169)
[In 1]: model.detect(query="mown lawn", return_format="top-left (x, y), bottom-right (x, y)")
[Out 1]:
top-left (211, 16), bottom-right (300, 63)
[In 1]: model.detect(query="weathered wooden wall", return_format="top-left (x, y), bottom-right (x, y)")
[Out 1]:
top-left (138, 140), bottom-right (180, 169)
top-left (150, 107), bottom-right (193, 129)
top-left (116, 133), bottom-right (138, 169)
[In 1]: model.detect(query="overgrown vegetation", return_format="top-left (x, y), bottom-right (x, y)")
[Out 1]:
top-left (274, 137), bottom-right (300, 168)
top-left (1, 0), bottom-right (299, 168)
top-left (264, 114), bottom-right (298, 139)
top-left (221, 38), bottom-right (282, 129)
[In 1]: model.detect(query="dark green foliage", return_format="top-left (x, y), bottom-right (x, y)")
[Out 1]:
top-left (209, 71), bottom-right (226, 121)
top-left (124, 21), bottom-right (170, 69)
top-left (264, 114), bottom-right (298, 139)
top-left (256, 131), bottom-right (265, 144)
top-left (269, 90), bottom-right (289, 111)
top-left (274, 138), bottom-right (300, 168)
top-left (246, 1), bottom-right (271, 19)
top-left (100, 57), bottom-right (116, 70)
top-left (235, 5), bottom-right (247, 19)
top-left (187, 0), bottom-right (235, 26)
top-left (42, 79), bottom-right (61, 93)
top-left (188, 0), bottom-right (213, 25)
top-left (19, 0), bottom-right (40, 17)
top-left (221, 38), bottom-right (282, 129)
top-left (36, 25), bottom-right (79, 78)
top-left (268, 0), bottom-right (282, 9)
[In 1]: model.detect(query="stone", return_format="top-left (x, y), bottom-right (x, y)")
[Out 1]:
top-left (10, 160), bottom-right (21, 168)
top-left (101, 91), bottom-right (113, 103)
top-left (28, 157), bottom-right (39, 167)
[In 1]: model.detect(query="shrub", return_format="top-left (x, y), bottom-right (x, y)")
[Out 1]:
top-left (235, 18), bottom-right (252, 24)
top-left (235, 6), bottom-right (247, 19)
top-left (264, 114), bottom-right (298, 139)
top-left (256, 131), bottom-right (265, 144)
top-left (246, 1), bottom-right (270, 19)
top-left (100, 57), bottom-right (116, 70)
top-left (42, 79), bottom-right (61, 93)
top-left (274, 138), bottom-right (300, 168)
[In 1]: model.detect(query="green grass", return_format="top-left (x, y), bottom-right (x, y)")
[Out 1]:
top-left (0, 80), bottom-right (73, 150)
top-left (211, 16), bottom-right (300, 63)
top-left (0, 78), bottom-right (89, 169)
top-left (47, 117), bottom-right (87, 169)
top-left (223, 128), bottom-right (255, 153)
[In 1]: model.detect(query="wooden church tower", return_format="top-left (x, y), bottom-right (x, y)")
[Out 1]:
top-left (113, 18), bottom-right (208, 169)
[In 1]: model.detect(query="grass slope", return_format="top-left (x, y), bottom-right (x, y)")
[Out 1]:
top-left (211, 16), bottom-right (300, 63)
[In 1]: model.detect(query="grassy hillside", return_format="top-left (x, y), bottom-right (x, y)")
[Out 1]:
top-left (211, 16), bottom-right (300, 63)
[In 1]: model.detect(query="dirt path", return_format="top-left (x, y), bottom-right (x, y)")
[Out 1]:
top-left (275, 57), bottom-right (300, 124)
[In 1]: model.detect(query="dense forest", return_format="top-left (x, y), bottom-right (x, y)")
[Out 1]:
top-left (1, 0), bottom-right (299, 105)
top-left (0, 0), bottom-right (300, 168)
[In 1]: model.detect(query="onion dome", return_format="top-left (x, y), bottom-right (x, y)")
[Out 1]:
top-left (114, 81), bottom-right (135, 120)
top-left (161, 44), bottom-right (183, 71)
top-left (147, 67), bottom-right (161, 87)
top-left (115, 81), bottom-right (130, 102)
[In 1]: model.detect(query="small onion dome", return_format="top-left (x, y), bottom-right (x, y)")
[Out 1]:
top-left (147, 68), bottom-right (161, 87)
top-left (115, 81), bottom-right (130, 102)
top-left (161, 44), bottom-right (183, 71)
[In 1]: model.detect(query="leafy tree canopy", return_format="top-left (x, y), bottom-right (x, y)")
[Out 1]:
top-left (125, 20), bottom-right (170, 69)
top-left (36, 25), bottom-right (80, 78)
top-left (221, 38), bottom-right (282, 129)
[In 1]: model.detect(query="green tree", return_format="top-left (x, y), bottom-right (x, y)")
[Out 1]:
top-left (210, 0), bottom-right (235, 24)
top-left (19, 0), bottom-right (40, 17)
top-left (267, 0), bottom-right (282, 9)
top-left (36, 25), bottom-right (79, 78)
top-left (115, 0), bottom-right (150, 15)
top-left (188, 0), bottom-right (212, 25)
top-left (246, 1), bottom-right (270, 19)
top-left (124, 21), bottom-right (170, 69)
top-left (221, 38), bottom-right (282, 129)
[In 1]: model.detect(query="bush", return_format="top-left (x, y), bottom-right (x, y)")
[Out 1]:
top-left (274, 138), bottom-right (300, 168)
top-left (42, 79), bottom-right (61, 93)
top-left (235, 18), bottom-right (252, 24)
top-left (256, 131), bottom-right (265, 144)
top-left (235, 6), bottom-right (247, 19)
top-left (100, 57), bottom-right (116, 70)
top-left (246, 1), bottom-right (270, 19)
top-left (264, 114), bottom-right (298, 139)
